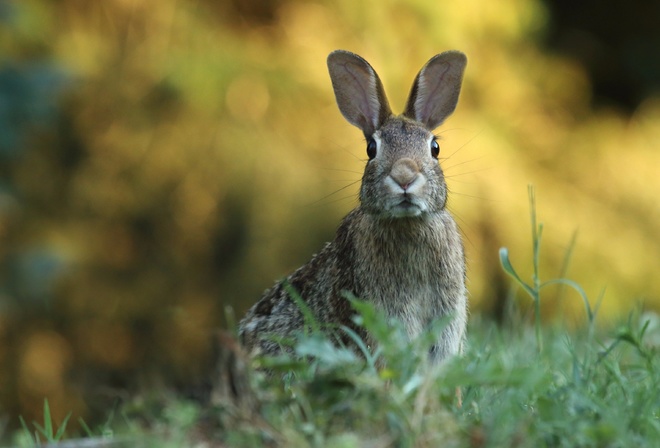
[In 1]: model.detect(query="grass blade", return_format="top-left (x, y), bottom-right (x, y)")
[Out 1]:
top-left (339, 324), bottom-right (378, 371)
top-left (541, 278), bottom-right (593, 322)
top-left (499, 247), bottom-right (534, 298)
top-left (78, 417), bottom-right (93, 437)
top-left (54, 412), bottom-right (72, 441)
top-left (554, 230), bottom-right (579, 302)
top-left (284, 281), bottom-right (321, 333)
top-left (19, 415), bottom-right (36, 444)
top-left (43, 398), bottom-right (53, 440)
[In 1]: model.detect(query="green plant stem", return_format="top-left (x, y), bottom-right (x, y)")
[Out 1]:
top-left (500, 186), bottom-right (595, 353)
top-left (529, 185), bottom-right (543, 352)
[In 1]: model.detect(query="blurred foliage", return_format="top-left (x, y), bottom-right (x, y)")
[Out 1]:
top-left (542, 0), bottom-right (660, 111)
top-left (0, 0), bottom-right (658, 437)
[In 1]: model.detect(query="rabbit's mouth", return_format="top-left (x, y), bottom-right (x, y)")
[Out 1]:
top-left (387, 197), bottom-right (427, 218)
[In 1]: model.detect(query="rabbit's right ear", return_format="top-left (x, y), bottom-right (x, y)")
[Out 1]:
top-left (404, 51), bottom-right (467, 130)
top-left (327, 50), bottom-right (391, 138)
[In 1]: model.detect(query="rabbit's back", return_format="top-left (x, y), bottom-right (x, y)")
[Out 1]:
top-left (239, 221), bottom-right (361, 356)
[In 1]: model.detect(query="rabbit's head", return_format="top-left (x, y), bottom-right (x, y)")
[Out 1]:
top-left (327, 50), bottom-right (466, 219)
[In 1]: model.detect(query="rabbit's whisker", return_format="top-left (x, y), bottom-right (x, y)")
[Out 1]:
top-left (305, 180), bottom-right (361, 207)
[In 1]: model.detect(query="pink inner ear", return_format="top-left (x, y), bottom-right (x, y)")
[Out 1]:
top-left (416, 62), bottom-right (452, 125)
top-left (328, 51), bottom-right (391, 135)
top-left (406, 52), bottom-right (466, 130)
top-left (343, 62), bottom-right (380, 130)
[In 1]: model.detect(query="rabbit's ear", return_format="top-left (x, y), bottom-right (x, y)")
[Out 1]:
top-left (327, 50), bottom-right (391, 137)
top-left (404, 51), bottom-right (467, 130)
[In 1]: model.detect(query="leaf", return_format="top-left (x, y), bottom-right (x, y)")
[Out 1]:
top-left (541, 278), bottom-right (593, 322)
top-left (33, 420), bottom-right (49, 441)
top-left (295, 335), bottom-right (358, 367)
top-left (499, 247), bottom-right (534, 298)
top-left (284, 282), bottom-right (321, 333)
top-left (54, 412), bottom-right (72, 441)
top-left (78, 418), bottom-right (93, 437)
top-left (402, 373), bottom-right (424, 396)
top-left (19, 415), bottom-right (36, 444)
top-left (44, 398), bottom-right (53, 439)
top-left (340, 325), bottom-right (378, 371)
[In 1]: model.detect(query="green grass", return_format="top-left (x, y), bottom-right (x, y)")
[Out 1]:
top-left (12, 306), bottom-right (660, 447)
top-left (198, 307), bottom-right (658, 448)
top-left (16, 399), bottom-right (71, 446)
top-left (500, 185), bottom-right (597, 352)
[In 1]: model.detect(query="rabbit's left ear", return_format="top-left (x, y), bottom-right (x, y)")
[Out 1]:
top-left (404, 51), bottom-right (467, 130)
top-left (327, 50), bottom-right (392, 138)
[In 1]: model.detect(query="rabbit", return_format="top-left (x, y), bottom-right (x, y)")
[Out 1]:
top-left (239, 50), bottom-right (468, 364)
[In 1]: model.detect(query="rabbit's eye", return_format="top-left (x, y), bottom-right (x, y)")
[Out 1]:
top-left (431, 140), bottom-right (440, 158)
top-left (366, 138), bottom-right (377, 159)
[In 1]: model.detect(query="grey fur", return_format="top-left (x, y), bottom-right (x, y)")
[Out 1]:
top-left (239, 50), bottom-right (468, 363)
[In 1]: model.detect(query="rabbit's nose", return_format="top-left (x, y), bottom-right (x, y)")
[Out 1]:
top-left (390, 158), bottom-right (420, 189)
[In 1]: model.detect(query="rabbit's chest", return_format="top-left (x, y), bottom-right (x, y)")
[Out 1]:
top-left (348, 211), bottom-right (465, 339)
top-left (382, 283), bottom-right (441, 339)
top-left (357, 245), bottom-right (455, 338)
